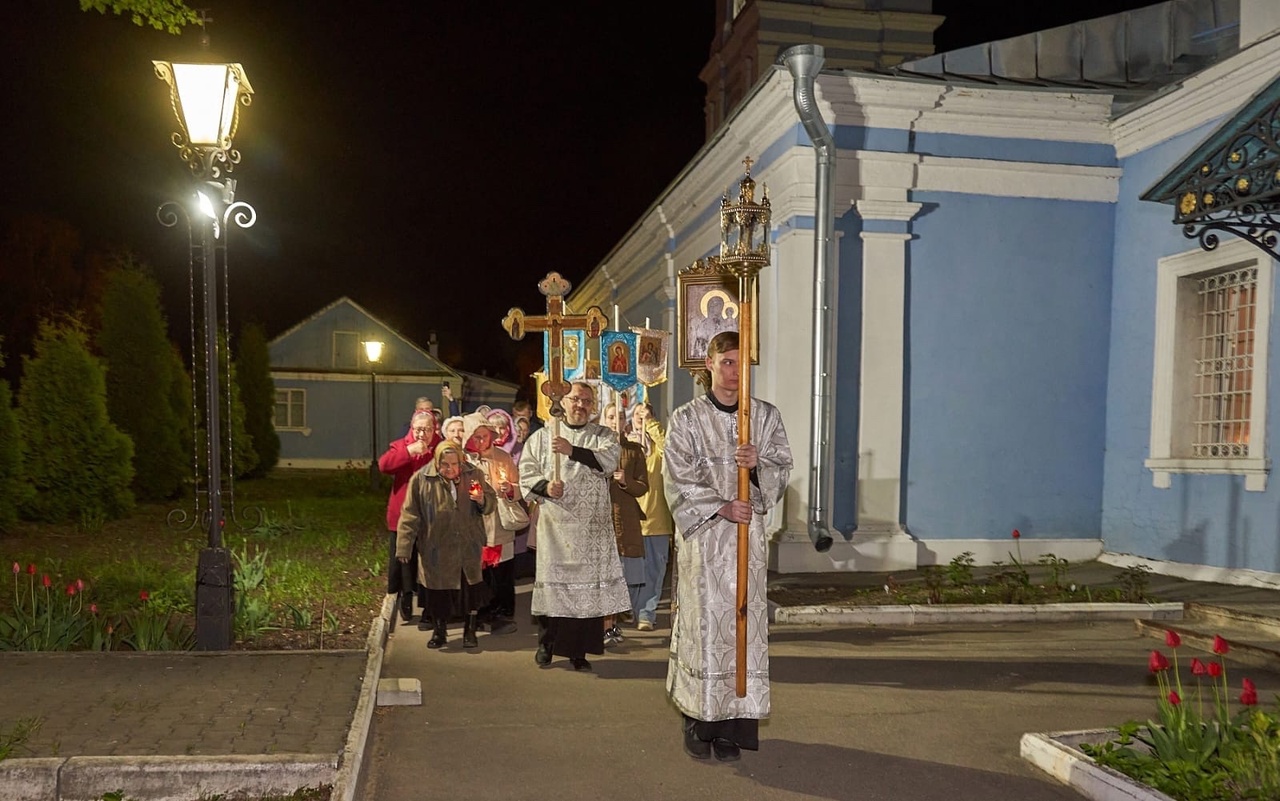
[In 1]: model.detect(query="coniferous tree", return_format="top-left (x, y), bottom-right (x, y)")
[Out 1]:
top-left (236, 323), bottom-right (279, 478)
top-left (17, 319), bottom-right (134, 524)
top-left (0, 343), bottom-right (28, 531)
top-left (97, 261), bottom-right (186, 500)
top-left (193, 331), bottom-right (258, 482)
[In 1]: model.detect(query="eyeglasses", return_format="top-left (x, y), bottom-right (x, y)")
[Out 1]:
top-left (411, 427), bottom-right (430, 434)
top-left (565, 396), bottom-right (593, 406)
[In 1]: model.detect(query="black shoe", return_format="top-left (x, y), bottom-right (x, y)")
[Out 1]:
top-left (570, 657), bottom-right (592, 672)
top-left (417, 615), bottom-right (435, 631)
top-left (427, 626), bottom-right (447, 649)
top-left (683, 723), bottom-right (711, 760)
top-left (534, 643), bottom-right (552, 666)
top-left (398, 593), bottom-right (414, 624)
top-left (488, 618), bottom-right (517, 636)
top-left (462, 613), bottom-right (479, 648)
top-left (711, 738), bottom-right (740, 762)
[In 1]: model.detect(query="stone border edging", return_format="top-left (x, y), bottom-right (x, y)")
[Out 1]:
top-left (1020, 730), bottom-right (1177, 801)
top-left (771, 602), bottom-right (1184, 626)
top-left (0, 755), bottom-right (337, 801)
top-left (330, 593), bottom-right (392, 801)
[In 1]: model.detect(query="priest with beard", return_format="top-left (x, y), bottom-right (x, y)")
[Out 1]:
top-left (663, 331), bottom-right (792, 762)
top-left (518, 380), bottom-right (631, 671)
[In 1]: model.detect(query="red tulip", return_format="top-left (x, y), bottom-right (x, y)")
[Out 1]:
top-left (1148, 650), bottom-right (1170, 672)
top-left (66, 584), bottom-right (76, 596)
top-left (89, 603), bottom-right (98, 614)
top-left (1212, 635), bottom-right (1230, 655)
top-left (1242, 677), bottom-right (1256, 693)
top-left (1012, 529), bottom-right (1021, 539)
top-left (1208, 661), bottom-right (1223, 678)
top-left (1241, 688), bottom-right (1258, 706)
top-left (1165, 630), bottom-right (1181, 648)
top-left (1190, 658), bottom-right (1206, 675)
top-left (11, 562), bottom-right (18, 574)
top-left (26, 563), bottom-right (36, 575)
top-left (75, 578), bottom-right (84, 591)
top-left (139, 590), bottom-right (150, 602)
top-left (1168, 691), bottom-right (1181, 705)
top-left (41, 574), bottom-right (51, 588)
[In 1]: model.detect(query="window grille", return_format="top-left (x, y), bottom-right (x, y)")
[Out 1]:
top-left (273, 388), bottom-right (306, 429)
top-left (1192, 267), bottom-right (1257, 457)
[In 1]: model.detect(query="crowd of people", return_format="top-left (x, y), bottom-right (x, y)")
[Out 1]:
top-left (379, 331), bottom-right (792, 762)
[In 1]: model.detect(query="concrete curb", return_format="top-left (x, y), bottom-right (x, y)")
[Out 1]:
top-left (0, 755), bottom-right (337, 801)
top-left (771, 602), bottom-right (1185, 626)
top-left (330, 592), bottom-right (392, 801)
top-left (1020, 729), bottom-right (1176, 801)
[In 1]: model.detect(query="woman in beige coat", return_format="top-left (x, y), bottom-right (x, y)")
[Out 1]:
top-left (397, 442), bottom-right (497, 649)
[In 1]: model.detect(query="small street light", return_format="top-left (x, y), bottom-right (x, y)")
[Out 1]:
top-left (154, 50), bottom-right (255, 651)
top-left (364, 340), bottom-right (385, 491)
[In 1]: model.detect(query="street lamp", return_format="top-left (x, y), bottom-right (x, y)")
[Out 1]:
top-left (154, 54), bottom-right (255, 651)
top-left (364, 340), bottom-right (384, 490)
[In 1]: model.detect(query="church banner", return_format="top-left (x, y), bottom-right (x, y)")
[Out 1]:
top-left (543, 329), bottom-right (587, 382)
top-left (600, 331), bottom-right (638, 392)
top-left (631, 326), bottom-right (670, 387)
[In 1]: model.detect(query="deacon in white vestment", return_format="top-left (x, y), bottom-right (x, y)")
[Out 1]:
top-left (519, 381), bottom-right (631, 671)
top-left (664, 331), bottom-right (792, 761)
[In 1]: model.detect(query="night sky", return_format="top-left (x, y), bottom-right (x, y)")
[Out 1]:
top-left (0, 0), bottom-right (1154, 383)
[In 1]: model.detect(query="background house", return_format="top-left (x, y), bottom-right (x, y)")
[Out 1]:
top-left (269, 297), bottom-right (462, 469)
top-left (570, 0), bottom-right (1280, 586)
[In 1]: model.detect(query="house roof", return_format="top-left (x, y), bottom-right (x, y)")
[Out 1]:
top-left (269, 296), bottom-right (460, 377)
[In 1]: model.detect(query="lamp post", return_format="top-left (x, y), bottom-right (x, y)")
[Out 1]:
top-left (154, 56), bottom-right (255, 651)
top-left (364, 340), bottom-right (384, 490)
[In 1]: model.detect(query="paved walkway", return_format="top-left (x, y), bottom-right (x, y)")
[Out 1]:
top-left (0, 562), bottom-right (1277, 800)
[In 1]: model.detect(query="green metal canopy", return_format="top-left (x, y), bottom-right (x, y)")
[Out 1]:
top-left (1143, 75), bottom-right (1280, 258)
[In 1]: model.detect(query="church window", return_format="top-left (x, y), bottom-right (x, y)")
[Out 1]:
top-left (273, 388), bottom-right (307, 430)
top-left (1147, 239), bottom-right (1273, 490)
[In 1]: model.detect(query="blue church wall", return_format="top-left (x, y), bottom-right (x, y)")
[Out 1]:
top-left (904, 192), bottom-right (1114, 541)
top-left (1102, 120), bottom-right (1280, 574)
top-left (832, 207), bottom-right (864, 534)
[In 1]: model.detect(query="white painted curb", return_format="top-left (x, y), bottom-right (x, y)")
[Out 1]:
top-left (330, 592), bottom-right (392, 801)
top-left (1020, 730), bottom-right (1177, 801)
top-left (772, 602), bottom-right (1185, 626)
top-left (58, 755), bottom-right (337, 801)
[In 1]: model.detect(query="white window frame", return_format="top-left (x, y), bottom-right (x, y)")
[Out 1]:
top-left (1147, 238), bottom-right (1272, 491)
top-left (273, 388), bottom-right (309, 433)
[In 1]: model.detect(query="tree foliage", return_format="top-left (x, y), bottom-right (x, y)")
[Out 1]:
top-left (78, 0), bottom-right (200, 34)
top-left (193, 331), bottom-right (258, 483)
top-left (17, 319), bottom-right (135, 524)
top-left (236, 323), bottom-right (279, 478)
top-left (0, 214), bottom-right (110, 387)
top-left (0, 342), bottom-right (28, 532)
top-left (98, 259), bottom-right (187, 500)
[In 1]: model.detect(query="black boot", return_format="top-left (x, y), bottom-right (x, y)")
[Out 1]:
top-left (462, 612), bottom-right (479, 648)
top-left (427, 623), bottom-right (447, 649)
top-left (682, 717), bottom-right (711, 760)
top-left (398, 592), bottom-right (413, 624)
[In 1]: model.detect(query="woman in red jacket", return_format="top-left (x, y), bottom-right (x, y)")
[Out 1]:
top-left (378, 410), bottom-right (437, 624)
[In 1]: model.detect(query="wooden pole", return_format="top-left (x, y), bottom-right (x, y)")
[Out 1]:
top-left (552, 414), bottom-right (561, 482)
top-left (735, 273), bottom-right (755, 698)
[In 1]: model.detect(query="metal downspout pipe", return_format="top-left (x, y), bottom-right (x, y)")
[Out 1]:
top-left (781, 44), bottom-right (836, 553)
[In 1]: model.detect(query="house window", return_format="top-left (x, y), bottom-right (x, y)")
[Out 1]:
top-left (274, 388), bottom-right (306, 430)
top-left (333, 330), bottom-right (359, 369)
top-left (1147, 239), bottom-right (1273, 491)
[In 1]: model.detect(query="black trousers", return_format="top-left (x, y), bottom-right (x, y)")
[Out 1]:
top-left (386, 531), bottom-right (418, 596)
top-left (482, 559), bottom-right (516, 617)
top-left (537, 615), bottom-right (605, 660)
top-left (683, 714), bottom-right (759, 750)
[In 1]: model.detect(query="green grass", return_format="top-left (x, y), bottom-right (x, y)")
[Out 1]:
top-left (1, 469), bottom-right (388, 650)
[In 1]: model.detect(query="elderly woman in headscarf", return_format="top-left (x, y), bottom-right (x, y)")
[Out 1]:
top-left (486, 407), bottom-right (519, 458)
top-left (378, 410), bottom-right (437, 624)
top-left (463, 411), bottom-right (524, 634)
top-left (397, 442), bottom-right (497, 649)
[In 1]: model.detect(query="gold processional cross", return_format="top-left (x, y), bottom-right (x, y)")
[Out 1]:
top-left (502, 272), bottom-right (607, 480)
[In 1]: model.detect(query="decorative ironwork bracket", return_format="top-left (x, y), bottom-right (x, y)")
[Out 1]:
top-left (1143, 76), bottom-right (1280, 260)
